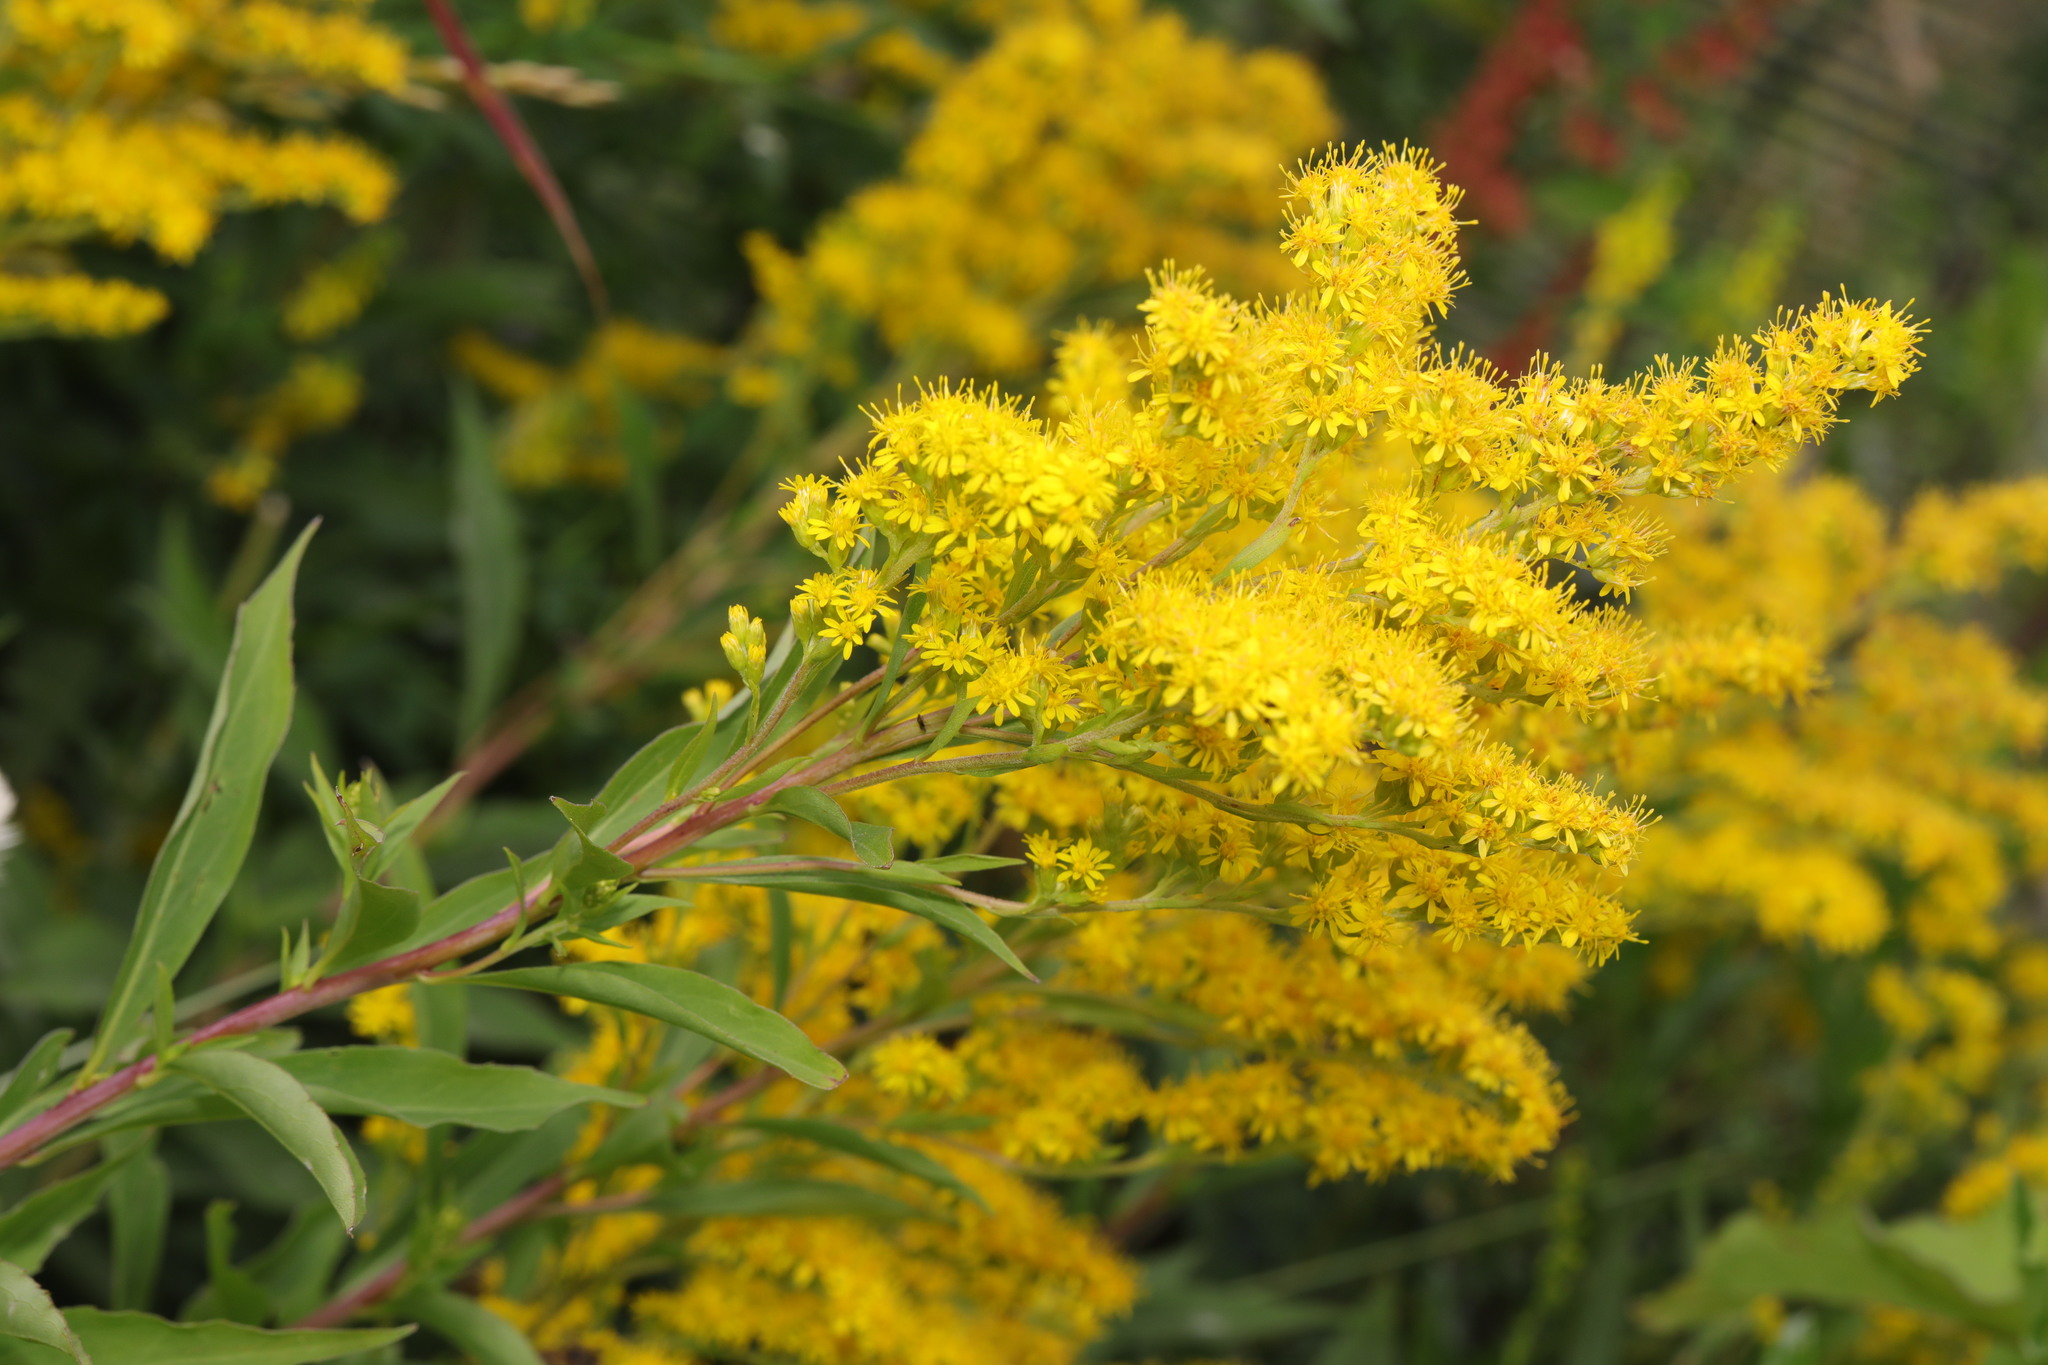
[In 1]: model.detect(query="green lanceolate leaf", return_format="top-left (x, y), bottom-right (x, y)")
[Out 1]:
top-left (549, 795), bottom-right (606, 837)
top-left (201, 1201), bottom-right (269, 1326)
top-left (0, 1143), bottom-right (143, 1274)
top-left (362, 772), bottom-right (463, 880)
top-left (314, 877), bottom-right (420, 979)
top-left (168, 1050), bottom-right (362, 1233)
top-left (614, 381), bottom-right (663, 572)
top-left (685, 866), bottom-right (1035, 981)
top-left (573, 726), bottom-right (691, 839)
top-left (914, 854), bottom-right (1025, 878)
top-left (452, 379), bottom-right (527, 745)
top-left (276, 1048), bottom-right (642, 1131)
top-left (642, 1178), bottom-right (929, 1223)
top-left (769, 889), bottom-right (793, 1009)
top-left (397, 1288), bottom-right (543, 1365)
top-left (765, 787), bottom-right (895, 869)
top-left (1639, 1206), bottom-right (2025, 1336)
top-left (548, 828), bottom-right (634, 922)
top-left (332, 866), bottom-right (520, 973)
top-left (470, 962), bottom-right (846, 1089)
top-left (60, 1309), bottom-right (409, 1365)
top-left (737, 1117), bottom-right (985, 1208)
top-left (410, 980), bottom-right (469, 1057)
top-left (662, 707), bottom-right (739, 807)
top-left (0, 1260), bottom-right (89, 1363)
top-left (107, 1137), bottom-right (169, 1311)
top-left (84, 526), bottom-right (314, 1081)
top-left (0, 1030), bottom-right (74, 1134)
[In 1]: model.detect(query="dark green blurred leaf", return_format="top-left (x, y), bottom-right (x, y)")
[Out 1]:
top-left (451, 380), bottom-right (526, 745)
top-left (737, 1116), bottom-right (984, 1208)
top-left (0, 1144), bottom-right (142, 1274)
top-left (63, 1309), bottom-right (407, 1364)
top-left (107, 1137), bottom-right (169, 1311)
top-left (0, 1031), bottom-right (74, 1134)
top-left (641, 1178), bottom-right (928, 1223)
top-left (397, 1289), bottom-right (541, 1365)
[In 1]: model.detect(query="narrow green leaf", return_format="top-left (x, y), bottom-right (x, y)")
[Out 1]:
top-left (549, 828), bottom-right (634, 910)
top-left (200, 1201), bottom-right (268, 1326)
top-left (85, 526), bottom-right (313, 1080)
top-left (764, 786), bottom-right (854, 840)
top-left (768, 889), bottom-right (793, 1010)
top-left (398, 1288), bottom-right (542, 1365)
top-left (685, 867), bottom-right (1034, 981)
top-left (470, 963), bottom-right (846, 1089)
top-left (920, 687), bottom-right (975, 761)
top-left (548, 795), bottom-right (606, 837)
top-left (578, 723), bottom-right (695, 843)
top-left (151, 967), bottom-right (176, 1063)
top-left (0, 1030), bottom-right (74, 1133)
top-left (738, 1117), bottom-right (984, 1208)
top-left (301, 758), bottom-right (350, 875)
top-left (578, 893), bottom-right (690, 937)
top-left (169, 1050), bottom-right (362, 1233)
top-left (1638, 1207), bottom-right (2024, 1336)
top-left (0, 1260), bottom-right (89, 1363)
top-left (764, 787), bottom-right (895, 868)
top-left (275, 1048), bottom-right (642, 1132)
top-left (62, 1308), bottom-right (409, 1365)
top-left (410, 980), bottom-right (468, 1057)
top-left (613, 381), bottom-right (663, 573)
top-left (0, 1145), bottom-right (142, 1273)
top-left (328, 879), bottom-right (420, 968)
top-left (662, 713), bottom-right (722, 803)
top-left (849, 822), bottom-right (895, 869)
top-left (1215, 446), bottom-right (1326, 581)
top-left (328, 866), bottom-right (519, 973)
top-left (107, 1139), bottom-right (169, 1311)
top-left (640, 1178), bottom-right (928, 1223)
top-left (236, 1205), bottom-right (348, 1328)
top-left (452, 380), bottom-right (527, 744)
top-left (860, 570), bottom-right (924, 731)
top-left (362, 772), bottom-right (463, 880)
top-left (916, 854), bottom-right (1024, 877)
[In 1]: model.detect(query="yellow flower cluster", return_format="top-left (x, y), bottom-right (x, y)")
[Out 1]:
top-left (728, 0), bottom-right (1334, 392)
top-left (0, 0), bottom-right (404, 336)
top-left (1579, 466), bottom-right (2048, 1204)
top-left (207, 355), bottom-right (363, 509)
top-left (458, 143), bottom-right (1921, 1364)
top-left (452, 321), bottom-right (728, 487)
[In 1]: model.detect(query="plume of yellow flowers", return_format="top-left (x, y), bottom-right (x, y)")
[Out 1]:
top-left (1565, 465), bottom-right (2048, 1214)
top-left (728, 0), bottom-right (1334, 395)
top-left (0, 0), bottom-right (405, 337)
top-left (404, 144), bottom-right (1919, 1365)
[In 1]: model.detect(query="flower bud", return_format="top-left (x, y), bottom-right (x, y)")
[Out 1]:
top-left (720, 605), bottom-right (769, 691)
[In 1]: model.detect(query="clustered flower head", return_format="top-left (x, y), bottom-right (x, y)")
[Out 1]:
top-left (0, 0), bottom-right (406, 337)
top-left (446, 143), bottom-right (1924, 1365)
top-left (786, 144), bottom-right (1921, 964)
top-left (726, 0), bottom-right (1335, 395)
top-left (1586, 465), bottom-right (2048, 1212)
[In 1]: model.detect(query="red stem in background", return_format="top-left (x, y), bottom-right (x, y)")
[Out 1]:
top-left (423, 0), bottom-right (609, 318)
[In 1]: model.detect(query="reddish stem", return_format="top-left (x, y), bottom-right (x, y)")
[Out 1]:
top-left (296, 1173), bottom-right (568, 1328)
top-left (423, 0), bottom-right (608, 318)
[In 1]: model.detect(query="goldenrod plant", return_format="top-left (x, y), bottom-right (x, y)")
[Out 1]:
top-left (0, 143), bottom-right (1924, 1363)
top-left (0, 0), bottom-right (407, 337)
